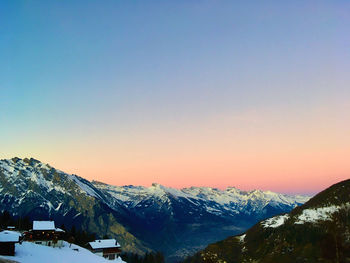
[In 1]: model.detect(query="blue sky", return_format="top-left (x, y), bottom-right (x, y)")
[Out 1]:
top-left (1, 1), bottom-right (349, 193)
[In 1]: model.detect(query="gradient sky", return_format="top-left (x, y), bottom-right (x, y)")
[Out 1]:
top-left (1, 1), bottom-right (349, 195)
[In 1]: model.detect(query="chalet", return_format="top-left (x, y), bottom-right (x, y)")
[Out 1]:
top-left (24, 221), bottom-right (65, 248)
top-left (88, 239), bottom-right (121, 260)
top-left (0, 230), bottom-right (21, 256)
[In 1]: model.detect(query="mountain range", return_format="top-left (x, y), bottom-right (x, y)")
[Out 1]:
top-left (182, 179), bottom-right (350, 263)
top-left (0, 157), bottom-right (310, 261)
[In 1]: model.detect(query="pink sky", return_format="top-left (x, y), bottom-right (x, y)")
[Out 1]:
top-left (3, 102), bottom-right (349, 195)
top-left (2, 1), bottom-right (350, 195)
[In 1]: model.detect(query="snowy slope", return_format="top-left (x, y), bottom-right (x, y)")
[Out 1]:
top-left (261, 214), bottom-right (289, 228)
top-left (0, 157), bottom-right (103, 201)
top-left (0, 241), bottom-right (125, 263)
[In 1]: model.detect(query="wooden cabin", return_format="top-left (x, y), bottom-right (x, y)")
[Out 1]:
top-left (24, 221), bottom-right (65, 248)
top-left (88, 239), bottom-right (121, 260)
top-left (0, 230), bottom-right (21, 256)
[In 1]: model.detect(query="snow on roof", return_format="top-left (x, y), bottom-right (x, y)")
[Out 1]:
top-left (89, 239), bottom-right (120, 249)
top-left (33, 221), bottom-right (56, 230)
top-left (0, 230), bottom-right (21, 242)
top-left (55, 228), bottom-right (65, 232)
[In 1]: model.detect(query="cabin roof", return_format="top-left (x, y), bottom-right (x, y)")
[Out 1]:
top-left (33, 221), bottom-right (55, 231)
top-left (88, 239), bottom-right (120, 249)
top-left (0, 230), bottom-right (21, 242)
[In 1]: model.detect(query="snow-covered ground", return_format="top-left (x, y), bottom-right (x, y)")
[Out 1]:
top-left (262, 214), bottom-right (289, 228)
top-left (0, 241), bottom-right (126, 263)
top-left (294, 204), bottom-right (348, 224)
top-left (237, 234), bottom-right (246, 242)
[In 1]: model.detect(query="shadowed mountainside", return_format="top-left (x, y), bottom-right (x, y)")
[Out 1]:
top-left (182, 179), bottom-right (350, 263)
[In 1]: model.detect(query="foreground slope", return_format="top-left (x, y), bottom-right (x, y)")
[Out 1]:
top-left (0, 241), bottom-right (125, 263)
top-left (183, 179), bottom-right (350, 263)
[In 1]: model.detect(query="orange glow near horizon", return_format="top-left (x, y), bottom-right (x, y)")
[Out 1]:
top-left (3, 102), bottom-right (349, 195)
top-left (2, 1), bottom-right (350, 196)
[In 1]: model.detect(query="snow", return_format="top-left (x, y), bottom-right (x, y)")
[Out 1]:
top-left (0, 160), bottom-right (16, 175)
top-left (0, 157), bottom-right (311, 232)
top-left (67, 174), bottom-right (102, 199)
top-left (237, 234), bottom-right (246, 242)
top-left (295, 205), bottom-right (341, 224)
top-left (0, 158), bottom-right (67, 196)
top-left (262, 214), bottom-right (289, 228)
top-left (0, 231), bottom-right (21, 242)
top-left (89, 239), bottom-right (121, 249)
top-left (33, 221), bottom-right (55, 231)
top-left (55, 203), bottom-right (63, 211)
top-left (73, 212), bottom-right (82, 219)
top-left (94, 181), bottom-right (311, 217)
top-left (0, 241), bottom-right (125, 263)
top-left (0, 158), bottom-right (101, 199)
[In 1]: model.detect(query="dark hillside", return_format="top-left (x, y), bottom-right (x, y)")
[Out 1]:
top-left (183, 179), bottom-right (350, 263)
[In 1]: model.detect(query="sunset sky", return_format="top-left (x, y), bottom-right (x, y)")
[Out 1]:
top-left (1, 1), bottom-right (349, 195)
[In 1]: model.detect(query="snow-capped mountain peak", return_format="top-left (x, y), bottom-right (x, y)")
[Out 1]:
top-left (0, 157), bottom-right (103, 199)
top-left (93, 181), bottom-right (311, 218)
top-left (0, 157), bottom-right (312, 261)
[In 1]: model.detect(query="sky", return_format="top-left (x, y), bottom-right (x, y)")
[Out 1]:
top-left (0, 1), bottom-right (349, 195)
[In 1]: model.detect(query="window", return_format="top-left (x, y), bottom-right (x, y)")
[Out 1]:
top-left (35, 242), bottom-right (42, 244)
top-left (109, 254), bottom-right (115, 260)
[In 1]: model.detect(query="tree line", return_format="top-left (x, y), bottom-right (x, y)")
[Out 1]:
top-left (121, 252), bottom-right (165, 263)
top-left (0, 210), bottom-right (31, 230)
